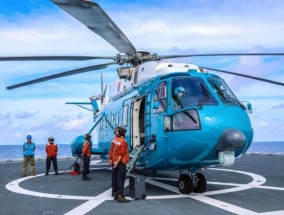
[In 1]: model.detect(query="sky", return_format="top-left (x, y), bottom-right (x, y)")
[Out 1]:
top-left (0, 0), bottom-right (284, 145)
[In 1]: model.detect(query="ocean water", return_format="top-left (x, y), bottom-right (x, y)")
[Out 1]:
top-left (0, 144), bottom-right (72, 162)
top-left (0, 141), bottom-right (283, 162)
top-left (246, 141), bottom-right (284, 156)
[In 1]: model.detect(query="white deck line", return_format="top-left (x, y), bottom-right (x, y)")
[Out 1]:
top-left (64, 188), bottom-right (112, 215)
top-left (5, 168), bottom-right (284, 215)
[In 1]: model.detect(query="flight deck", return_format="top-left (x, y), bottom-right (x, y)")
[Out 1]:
top-left (1, 154), bottom-right (284, 215)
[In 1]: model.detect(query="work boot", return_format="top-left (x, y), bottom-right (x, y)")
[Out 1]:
top-left (117, 193), bottom-right (130, 203)
top-left (55, 172), bottom-right (58, 175)
top-left (21, 174), bottom-right (26, 177)
top-left (113, 192), bottom-right (118, 200)
top-left (45, 172), bottom-right (49, 176)
top-left (82, 176), bottom-right (90, 181)
top-left (31, 172), bottom-right (36, 176)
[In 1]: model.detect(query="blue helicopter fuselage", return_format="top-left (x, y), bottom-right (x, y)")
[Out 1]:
top-left (83, 64), bottom-right (253, 171)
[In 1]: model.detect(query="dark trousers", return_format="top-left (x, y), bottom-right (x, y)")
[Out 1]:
top-left (112, 163), bottom-right (127, 194)
top-left (83, 156), bottom-right (90, 177)
top-left (46, 156), bottom-right (58, 173)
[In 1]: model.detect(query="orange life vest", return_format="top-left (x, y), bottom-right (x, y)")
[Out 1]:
top-left (46, 143), bottom-right (58, 157)
top-left (108, 136), bottom-right (129, 164)
top-left (82, 141), bottom-right (91, 157)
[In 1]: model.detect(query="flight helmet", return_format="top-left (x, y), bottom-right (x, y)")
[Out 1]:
top-left (174, 87), bottom-right (185, 96)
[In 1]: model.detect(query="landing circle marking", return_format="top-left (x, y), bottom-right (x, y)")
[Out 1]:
top-left (6, 168), bottom-right (266, 200)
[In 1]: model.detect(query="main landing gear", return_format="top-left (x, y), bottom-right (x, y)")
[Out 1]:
top-left (178, 172), bottom-right (207, 194)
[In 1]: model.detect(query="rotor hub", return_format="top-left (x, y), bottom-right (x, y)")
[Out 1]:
top-left (115, 51), bottom-right (159, 66)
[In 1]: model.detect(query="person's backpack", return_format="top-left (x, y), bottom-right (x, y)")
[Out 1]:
top-left (74, 162), bottom-right (80, 173)
top-left (70, 162), bottom-right (80, 175)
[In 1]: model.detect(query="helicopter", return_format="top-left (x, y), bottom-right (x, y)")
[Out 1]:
top-left (2, 0), bottom-right (284, 194)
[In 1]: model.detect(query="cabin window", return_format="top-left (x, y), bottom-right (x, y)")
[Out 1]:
top-left (134, 69), bottom-right (139, 84)
top-left (153, 81), bottom-right (168, 113)
top-left (164, 116), bottom-right (171, 131)
top-left (102, 118), bottom-right (105, 128)
top-left (154, 85), bottom-right (167, 100)
top-left (112, 114), bottom-right (115, 126)
top-left (172, 77), bottom-right (217, 109)
top-left (122, 105), bottom-right (128, 127)
top-left (207, 77), bottom-right (239, 106)
top-left (115, 112), bottom-right (119, 126)
top-left (172, 109), bottom-right (200, 131)
top-left (105, 116), bottom-right (108, 128)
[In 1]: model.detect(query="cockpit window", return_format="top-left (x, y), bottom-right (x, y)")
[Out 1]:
top-left (207, 77), bottom-right (240, 106)
top-left (172, 77), bottom-right (217, 109)
top-left (173, 109), bottom-right (200, 130)
top-left (164, 109), bottom-right (200, 131)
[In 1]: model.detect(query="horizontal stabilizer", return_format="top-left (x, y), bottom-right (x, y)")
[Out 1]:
top-left (66, 99), bottom-right (100, 113)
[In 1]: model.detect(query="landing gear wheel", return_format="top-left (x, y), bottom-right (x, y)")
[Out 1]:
top-left (178, 174), bottom-right (193, 194)
top-left (141, 194), bottom-right (146, 199)
top-left (193, 173), bottom-right (207, 193)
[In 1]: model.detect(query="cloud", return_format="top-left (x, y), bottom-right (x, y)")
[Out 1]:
top-left (1, 0), bottom-right (284, 144)
top-left (0, 112), bottom-right (11, 120)
top-left (62, 118), bottom-right (90, 131)
top-left (1, 0), bottom-right (284, 58)
top-left (0, 120), bottom-right (13, 130)
top-left (260, 120), bottom-right (269, 128)
top-left (15, 111), bottom-right (37, 119)
top-left (271, 104), bottom-right (284, 110)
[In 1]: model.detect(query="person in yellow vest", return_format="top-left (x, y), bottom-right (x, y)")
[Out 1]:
top-left (45, 137), bottom-right (58, 175)
top-left (82, 134), bottom-right (91, 181)
top-left (22, 135), bottom-right (36, 177)
top-left (108, 127), bottom-right (130, 203)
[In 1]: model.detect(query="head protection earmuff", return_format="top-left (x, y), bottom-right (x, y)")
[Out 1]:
top-left (114, 127), bottom-right (126, 136)
top-left (85, 133), bottom-right (91, 139)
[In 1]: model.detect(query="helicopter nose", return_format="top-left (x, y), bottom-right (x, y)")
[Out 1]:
top-left (216, 128), bottom-right (245, 151)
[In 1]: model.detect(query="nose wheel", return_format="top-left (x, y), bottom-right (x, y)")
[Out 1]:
top-left (178, 173), bottom-right (207, 194)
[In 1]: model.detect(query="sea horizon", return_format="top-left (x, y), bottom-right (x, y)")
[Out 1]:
top-left (1, 140), bottom-right (283, 146)
top-left (0, 141), bottom-right (283, 162)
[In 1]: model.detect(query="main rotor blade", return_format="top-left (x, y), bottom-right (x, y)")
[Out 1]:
top-left (52, 0), bottom-right (137, 56)
top-left (6, 62), bottom-right (116, 90)
top-left (200, 66), bottom-right (284, 87)
top-left (0, 56), bottom-right (114, 61)
top-left (160, 53), bottom-right (284, 59)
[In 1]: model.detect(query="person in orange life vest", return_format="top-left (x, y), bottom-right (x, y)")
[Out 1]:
top-left (22, 134), bottom-right (36, 177)
top-left (45, 137), bottom-right (58, 176)
top-left (108, 127), bottom-right (130, 203)
top-left (82, 133), bottom-right (92, 181)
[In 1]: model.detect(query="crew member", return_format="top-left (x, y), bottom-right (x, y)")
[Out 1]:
top-left (82, 134), bottom-right (92, 181)
top-left (108, 127), bottom-right (130, 203)
top-left (173, 86), bottom-right (185, 108)
top-left (22, 135), bottom-right (36, 177)
top-left (45, 136), bottom-right (58, 175)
